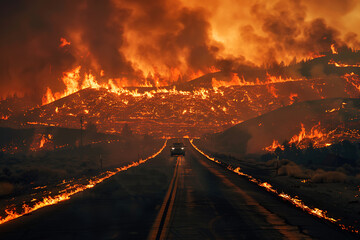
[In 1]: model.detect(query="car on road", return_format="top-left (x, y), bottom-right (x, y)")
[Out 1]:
top-left (170, 142), bottom-right (185, 156)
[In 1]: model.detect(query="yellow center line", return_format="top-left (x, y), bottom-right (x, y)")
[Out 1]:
top-left (148, 156), bottom-right (181, 240)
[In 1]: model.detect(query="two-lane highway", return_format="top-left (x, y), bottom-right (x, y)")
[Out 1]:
top-left (0, 139), bottom-right (357, 239)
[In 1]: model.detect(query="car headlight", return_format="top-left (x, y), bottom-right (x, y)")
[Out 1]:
top-left (171, 147), bottom-right (175, 150)
top-left (181, 147), bottom-right (184, 150)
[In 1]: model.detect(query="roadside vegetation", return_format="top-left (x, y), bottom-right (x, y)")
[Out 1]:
top-left (0, 124), bottom-right (163, 201)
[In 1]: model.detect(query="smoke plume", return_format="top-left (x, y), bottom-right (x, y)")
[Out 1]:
top-left (0, 0), bottom-right (359, 102)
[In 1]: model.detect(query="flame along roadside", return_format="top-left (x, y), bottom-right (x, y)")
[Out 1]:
top-left (189, 139), bottom-right (360, 235)
top-left (0, 139), bottom-right (168, 225)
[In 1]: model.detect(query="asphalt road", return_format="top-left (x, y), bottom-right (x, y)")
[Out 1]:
top-left (0, 139), bottom-right (357, 239)
top-left (0, 147), bottom-right (176, 240)
top-left (153, 140), bottom-right (357, 240)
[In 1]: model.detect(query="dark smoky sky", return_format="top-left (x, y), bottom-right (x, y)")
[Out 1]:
top-left (0, 0), bottom-right (359, 102)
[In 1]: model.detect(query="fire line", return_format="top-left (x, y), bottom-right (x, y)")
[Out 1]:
top-left (0, 139), bottom-right (168, 225)
top-left (189, 139), bottom-right (359, 235)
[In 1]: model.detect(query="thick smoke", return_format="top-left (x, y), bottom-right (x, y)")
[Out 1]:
top-left (246, 1), bottom-right (345, 64)
top-left (0, 0), bottom-right (359, 102)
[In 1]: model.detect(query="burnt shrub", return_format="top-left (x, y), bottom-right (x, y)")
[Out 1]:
top-left (311, 170), bottom-right (347, 183)
top-left (261, 140), bottom-right (360, 172)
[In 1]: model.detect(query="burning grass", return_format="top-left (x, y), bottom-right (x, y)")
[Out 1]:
top-left (0, 134), bottom-right (166, 225)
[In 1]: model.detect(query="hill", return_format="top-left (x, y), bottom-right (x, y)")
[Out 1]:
top-left (1, 75), bottom-right (358, 138)
top-left (203, 97), bottom-right (360, 155)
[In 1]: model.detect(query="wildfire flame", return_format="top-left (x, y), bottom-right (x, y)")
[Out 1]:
top-left (39, 135), bottom-right (47, 148)
top-left (265, 122), bottom-right (333, 152)
top-left (289, 93), bottom-right (298, 104)
top-left (343, 73), bottom-right (360, 92)
top-left (211, 73), bottom-right (305, 88)
top-left (0, 115), bottom-right (9, 120)
top-left (0, 139), bottom-right (167, 225)
top-left (41, 64), bottom-right (317, 106)
top-left (331, 44), bottom-right (338, 55)
top-left (20, 71), bottom-right (359, 139)
top-left (59, 37), bottom-right (71, 48)
top-left (328, 59), bottom-right (360, 68)
top-left (40, 63), bottom-right (223, 106)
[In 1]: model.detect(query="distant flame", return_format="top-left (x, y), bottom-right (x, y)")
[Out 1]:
top-left (328, 59), bottom-right (360, 68)
top-left (265, 120), bottom-right (360, 152)
top-left (0, 115), bottom-right (9, 120)
top-left (289, 93), bottom-right (298, 104)
top-left (343, 73), bottom-right (360, 92)
top-left (212, 73), bottom-right (305, 88)
top-left (265, 122), bottom-right (330, 151)
top-left (39, 135), bottom-right (46, 148)
top-left (59, 37), bottom-right (71, 48)
top-left (331, 44), bottom-right (338, 55)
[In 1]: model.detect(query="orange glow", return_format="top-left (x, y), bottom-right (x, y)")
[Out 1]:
top-left (212, 73), bottom-right (305, 88)
top-left (140, 80), bottom-right (154, 87)
top-left (331, 44), bottom-right (338, 55)
top-left (265, 122), bottom-right (330, 151)
top-left (266, 84), bottom-right (278, 98)
top-left (308, 52), bottom-right (326, 59)
top-left (343, 73), bottom-right (360, 91)
top-left (28, 71), bottom-right (360, 138)
top-left (189, 70), bottom-right (205, 80)
top-left (209, 66), bottom-right (221, 73)
top-left (59, 37), bottom-right (71, 48)
top-left (0, 115), bottom-right (9, 120)
top-left (265, 140), bottom-right (284, 152)
top-left (39, 135), bottom-right (46, 148)
top-left (189, 66), bottom-right (220, 80)
top-left (289, 93), bottom-right (298, 104)
top-left (42, 66), bottom-right (174, 105)
top-left (328, 59), bottom-right (360, 68)
top-left (289, 122), bottom-right (324, 145)
top-left (28, 134), bottom-right (54, 151)
top-left (0, 139), bottom-right (167, 225)
top-left (42, 87), bottom-right (56, 105)
top-left (265, 121), bottom-right (360, 152)
top-left (42, 66), bottom-right (81, 105)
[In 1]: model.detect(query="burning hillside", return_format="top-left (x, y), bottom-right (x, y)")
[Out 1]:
top-left (1, 72), bottom-right (359, 138)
